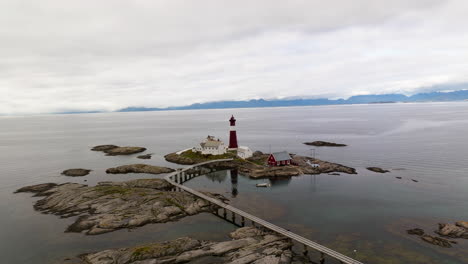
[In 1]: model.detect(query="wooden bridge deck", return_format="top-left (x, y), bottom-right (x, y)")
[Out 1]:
top-left (165, 159), bottom-right (363, 264)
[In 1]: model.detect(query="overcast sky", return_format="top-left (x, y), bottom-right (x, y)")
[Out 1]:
top-left (1, 0), bottom-right (467, 114)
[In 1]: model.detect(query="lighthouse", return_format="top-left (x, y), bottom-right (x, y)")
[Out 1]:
top-left (228, 115), bottom-right (238, 149)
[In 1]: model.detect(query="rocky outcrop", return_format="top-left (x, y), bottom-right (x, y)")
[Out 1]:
top-left (66, 227), bottom-right (312, 264)
top-left (366, 167), bottom-right (390, 173)
top-left (105, 164), bottom-right (175, 175)
top-left (137, 154), bottom-right (152, 159)
top-left (91, 145), bottom-right (119, 151)
top-left (92, 145), bottom-right (146, 156)
top-left (16, 179), bottom-right (219, 235)
top-left (61, 169), bottom-right (91, 177)
top-left (304, 141), bottom-right (347, 147)
top-left (406, 222), bottom-right (468, 248)
top-left (437, 223), bottom-right (468, 239)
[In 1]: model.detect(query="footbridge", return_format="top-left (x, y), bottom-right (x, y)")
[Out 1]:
top-left (165, 159), bottom-right (363, 264)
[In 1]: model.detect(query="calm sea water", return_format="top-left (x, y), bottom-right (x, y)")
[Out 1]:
top-left (1, 102), bottom-right (468, 263)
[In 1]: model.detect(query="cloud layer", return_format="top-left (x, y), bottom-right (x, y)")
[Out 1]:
top-left (1, 0), bottom-right (467, 114)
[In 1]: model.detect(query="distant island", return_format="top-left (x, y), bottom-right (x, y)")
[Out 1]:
top-left (118, 89), bottom-right (468, 113)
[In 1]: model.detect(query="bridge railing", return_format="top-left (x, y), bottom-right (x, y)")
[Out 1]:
top-left (164, 159), bottom-right (363, 264)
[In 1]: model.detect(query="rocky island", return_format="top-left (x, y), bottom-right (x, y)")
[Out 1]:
top-left (65, 226), bottom-right (312, 264)
top-left (16, 179), bottom-right (224, 235)
top-left (303, 141), bottom-right (347, 147)
top-left (366, 167), bottom-right (390, 173)
top-left (92, 145), bottom-right (147, 156)
top-left (137, 154), bottom-right (152, 159)
top-left (61, 169), bottom-right (91, 177)
top-left (165, 150), bottom-right (356, 178)
top-left (105, 164), bottom-right (175, 175)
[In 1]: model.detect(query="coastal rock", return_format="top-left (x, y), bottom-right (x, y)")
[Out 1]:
top-left (66, 227), bottom-right (311, 264)
top-left (304, 141), bottom-right (347, 147)
top-left (366, 167), bottom-right (390, 173)
top-left (437, 223), bottom-right (468, 239)
top-left (16, 179), bottom-right (219, 235)
top-left (105, 164), bottom-right (175, 175)
top-left (137, 154), bottom-right (152, 159)
top-left (61, 169), bottom-right (91, 177)
top-left (91, 145), bottom-right (147, 156)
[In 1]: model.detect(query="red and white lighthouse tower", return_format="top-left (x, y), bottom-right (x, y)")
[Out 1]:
top-left (228, 115), bottom-right (238, 149)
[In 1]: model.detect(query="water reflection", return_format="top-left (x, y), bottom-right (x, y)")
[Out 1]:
top-left (230, 169), bottom-right (238, 198)
top-left (204, 170), bottom-right (227, 183)
top-left (268, 177), bottom-right (292, 188)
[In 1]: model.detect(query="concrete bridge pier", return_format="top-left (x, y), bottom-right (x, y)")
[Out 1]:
top-left (231, 211), bottom-right (236, 223)
top-left (241, 216), bottom-right (245, 227)
top-left (320, 252), bottom-right (325, 264)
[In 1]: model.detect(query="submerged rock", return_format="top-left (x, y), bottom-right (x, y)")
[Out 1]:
top-left (61, 169), bottom-right (91, 177)
top-left (304, 141), bottom-right (347, 147)
top-left (14, 183), bottom-right (58, 195)
top-left (366, 167), bottom-right (390, 173)
top-left (137, 154), bottom-right (152, 159)
top-left (66, 227), bottom-right (312, 264)
top-left (91, 145), bottom-right (146, 156)
top-left (106, 164), bottom-right (175, 175)
top-left (421, 235), bottom-right (453, 248)
top-left (16, 179), bottom-right (220, 235)
top-left (407, 228), bottom-right (424, 236)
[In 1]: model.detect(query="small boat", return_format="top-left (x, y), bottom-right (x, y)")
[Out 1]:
top-left (256, 183), bottom-right (271, 187)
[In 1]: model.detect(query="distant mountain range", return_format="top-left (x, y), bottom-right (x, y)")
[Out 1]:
top-left (118, 89), bottom-right (468, 112)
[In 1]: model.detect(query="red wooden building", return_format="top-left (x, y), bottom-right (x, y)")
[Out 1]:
top-left (267, 151), bottom-right (292, 166)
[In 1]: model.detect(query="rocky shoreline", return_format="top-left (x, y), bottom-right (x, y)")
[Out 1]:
top-left (166, 150), bottom-right (357, 178)
top-left (65, 226), bottom-right (312, 264)
top-left (16, 179), bottom-right (223, 235)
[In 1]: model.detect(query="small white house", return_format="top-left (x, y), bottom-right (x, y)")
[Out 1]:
top-left (193, 136), bottom-right (227, 155)
top-left (237, 146), bottom-right (253, 159)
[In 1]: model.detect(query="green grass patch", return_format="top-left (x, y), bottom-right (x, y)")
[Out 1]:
top-left (165, 198), bottom-right (185, 211)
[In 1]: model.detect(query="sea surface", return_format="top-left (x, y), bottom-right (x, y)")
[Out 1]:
top-left (1, 102), bottom-right (468, 263)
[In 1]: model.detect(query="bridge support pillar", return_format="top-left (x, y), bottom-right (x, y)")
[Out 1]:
top-left (241, 216), bottom-right (245, 227)
top-left (231, 211), bottom-right (236, 223)
top-left (302, 244), bottom-right (308, 256)
top-left (320, 252), bottom-right (325, 264)
top-left (223, 208), bottom-right (227, 218)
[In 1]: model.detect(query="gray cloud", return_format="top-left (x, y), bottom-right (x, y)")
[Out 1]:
top-left (1, 0), bottom-right (467, 114)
